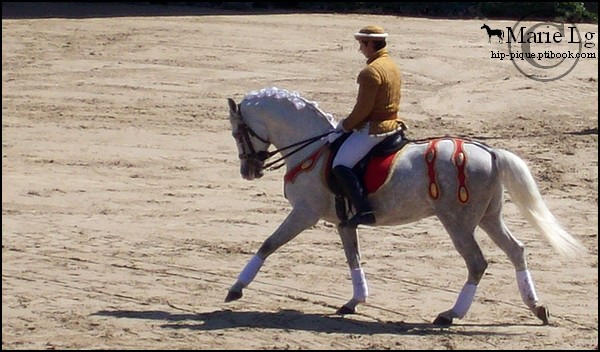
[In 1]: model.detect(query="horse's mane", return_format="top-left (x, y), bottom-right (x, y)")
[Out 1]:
top-left (243, 87), bottom-right (337, 127)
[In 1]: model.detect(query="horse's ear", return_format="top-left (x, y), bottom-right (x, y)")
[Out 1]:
top-left (227, 98), bottom-right (238, 114)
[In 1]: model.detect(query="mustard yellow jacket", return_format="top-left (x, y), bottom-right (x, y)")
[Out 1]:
top-left (342, 48), bottom-right (404, 135)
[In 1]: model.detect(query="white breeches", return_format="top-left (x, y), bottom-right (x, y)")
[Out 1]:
top-left (332, 124), bottom-right (387, 168)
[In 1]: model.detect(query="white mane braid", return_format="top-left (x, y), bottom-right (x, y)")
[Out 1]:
top-left (243, 87), bottom-right (336, 126)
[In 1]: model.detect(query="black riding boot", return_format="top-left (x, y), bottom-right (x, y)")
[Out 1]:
top-left (332, 165), bottom-right (376, 227)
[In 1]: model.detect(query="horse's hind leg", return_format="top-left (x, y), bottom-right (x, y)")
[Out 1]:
top-left (479, 212), bottom-right (549, 325)
top-left (433, 221), bottom-right (487, 325)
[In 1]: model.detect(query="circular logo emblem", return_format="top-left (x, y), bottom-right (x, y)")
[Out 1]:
top-left (508, 15), bottom-right (583, 82)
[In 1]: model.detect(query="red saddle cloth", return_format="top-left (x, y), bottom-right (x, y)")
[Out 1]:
top-left (284, 146), bottom-right (398, 194)
top-left (363, 152), bottom-right (398, 194)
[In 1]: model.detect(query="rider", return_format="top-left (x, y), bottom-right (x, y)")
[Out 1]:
top-left (330, 25), bottom-right (405, 227)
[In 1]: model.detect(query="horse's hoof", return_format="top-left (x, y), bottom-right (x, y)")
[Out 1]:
top-left (534, 305), bottom-right (550, 325)
top-left (224, 289), bottom-right (243, 303)
top-left (336, 305), bottom-right (356, 315)
top-left (433, 315), bottom-right (453, 326)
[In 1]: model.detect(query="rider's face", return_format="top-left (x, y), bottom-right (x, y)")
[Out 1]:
top-left (358, 40), bottom-right (374, 58)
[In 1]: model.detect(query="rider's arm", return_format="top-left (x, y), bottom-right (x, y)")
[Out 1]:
top-left (342, 67), bottom-right (380, 131)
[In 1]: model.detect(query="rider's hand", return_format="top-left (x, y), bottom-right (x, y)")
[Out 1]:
top-left (327, 131), bottom-right (343, 144)
top-left (334, 120), bottom-right (347, 133)
top-left (327, 121), bottom-right (346, 144)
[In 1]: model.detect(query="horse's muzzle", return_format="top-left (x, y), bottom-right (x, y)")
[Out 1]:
top-left (241, 160), bottom-right (264, 180)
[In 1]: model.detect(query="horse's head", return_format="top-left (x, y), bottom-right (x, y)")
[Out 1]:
top-left (228, 87), bottom-right (337, 180)
top-left (481, 24), bottom-right (488, 30)
top-left (228, 98), bottom-right (270, 180)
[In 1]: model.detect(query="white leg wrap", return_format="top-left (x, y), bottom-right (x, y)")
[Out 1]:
top-left (237, 255), bottom-right (264, 287)
top-left (516, 270), bottom-right (539, 309)
top-left (452, 283), bottom-right (478, 319)
top-left (351, 268), bottom-right (368, 302)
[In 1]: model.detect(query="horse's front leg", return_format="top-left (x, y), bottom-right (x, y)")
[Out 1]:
top-left (336, 224), bottom-right (368, 315)
top-left (224, 204), bottom-right (319, 303)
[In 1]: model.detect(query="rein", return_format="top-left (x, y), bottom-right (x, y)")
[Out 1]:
top-left (234, 115), bottom-right (333, 171)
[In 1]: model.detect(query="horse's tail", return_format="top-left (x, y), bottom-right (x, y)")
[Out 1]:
top-left (494, 149), bottom-right (586, 257)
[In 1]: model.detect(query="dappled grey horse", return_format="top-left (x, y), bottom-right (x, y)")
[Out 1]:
top-left (224, 87), bottom-right (585, 325)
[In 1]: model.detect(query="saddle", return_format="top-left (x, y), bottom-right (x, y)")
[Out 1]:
top-left (327, 131), bottom-right (409, 222)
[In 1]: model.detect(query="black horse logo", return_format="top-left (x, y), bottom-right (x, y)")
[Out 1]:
top-left (481, 24), bottom-right (504, 43)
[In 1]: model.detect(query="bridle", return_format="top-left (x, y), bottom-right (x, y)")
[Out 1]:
top-left (232, 111), bottom-right (333, 171)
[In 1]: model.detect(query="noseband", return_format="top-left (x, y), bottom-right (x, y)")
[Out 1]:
top-left (232, 121), bottom-right (272, 164)
top-left (233, 110), bottom-right (333, 171)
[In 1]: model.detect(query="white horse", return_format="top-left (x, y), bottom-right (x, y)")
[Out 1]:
top-left (224, 87), bottom-right (585, 325)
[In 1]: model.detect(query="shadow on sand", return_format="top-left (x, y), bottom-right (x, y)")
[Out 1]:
top-left (92, 308), bottom-right (539, 337)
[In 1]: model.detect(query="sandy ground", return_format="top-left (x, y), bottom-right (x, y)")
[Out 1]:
top-left (2, 7), bottom-right (598, 350)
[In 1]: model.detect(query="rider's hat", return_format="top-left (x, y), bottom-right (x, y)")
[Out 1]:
top-left (354, 25), bottom-right (388, 40)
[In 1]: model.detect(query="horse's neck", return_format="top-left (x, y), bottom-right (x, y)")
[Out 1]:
top-left (245, 95), bottom-right (333, 168)
top-left (266, 105), bottom-right (331, 168)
